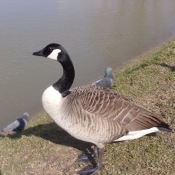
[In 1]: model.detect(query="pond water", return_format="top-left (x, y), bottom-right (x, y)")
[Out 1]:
top-left (0, 0), bottom-right (175, 128)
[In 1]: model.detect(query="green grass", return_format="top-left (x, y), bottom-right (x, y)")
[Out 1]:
top-left (0, 39), bottom-right (175, 175)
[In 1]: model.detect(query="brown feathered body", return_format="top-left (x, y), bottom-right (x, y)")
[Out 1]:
top-left (42, 84), bottom-right (170, 148)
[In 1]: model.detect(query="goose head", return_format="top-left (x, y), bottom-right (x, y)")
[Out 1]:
top-left (33, 43), bottom-right (75, 97)
top-left (33, 43), bottom-right (69, 62)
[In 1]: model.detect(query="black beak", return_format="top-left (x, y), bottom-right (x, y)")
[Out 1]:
top-left (33, 49), bottom-right (44, 56)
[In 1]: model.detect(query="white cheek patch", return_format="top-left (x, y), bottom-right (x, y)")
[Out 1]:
top-left (47, 49), bottom-right (61, 60)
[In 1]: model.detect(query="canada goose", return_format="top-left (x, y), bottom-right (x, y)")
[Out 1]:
top-left (92, 67), bottom-right (114, 88)
top-left (1, 112), bottom-right (29, 133)
top-left (33, 43), bottom-right (172, 175)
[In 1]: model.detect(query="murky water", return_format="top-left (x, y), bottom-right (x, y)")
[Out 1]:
top-left (0, 0), bottom-right (175, 128)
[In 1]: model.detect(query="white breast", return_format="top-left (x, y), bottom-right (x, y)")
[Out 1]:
top-left (42, 86), bottom-right (66, 127)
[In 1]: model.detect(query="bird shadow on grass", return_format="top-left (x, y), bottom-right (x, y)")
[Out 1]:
top-left (6, 122), bottom-right (95, 164)
top-left (159, 63), bottom-right (175, 72)
top-left (6, 121), bottom-right (157, 154)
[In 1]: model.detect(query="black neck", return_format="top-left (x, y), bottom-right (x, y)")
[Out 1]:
top-left (52, 53), bottom-right (75, 97)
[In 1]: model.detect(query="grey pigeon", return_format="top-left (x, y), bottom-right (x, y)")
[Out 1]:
top-left (1, 112), bottom-right (29, 133)
top-left (92, 67), bottom-right (114, 88)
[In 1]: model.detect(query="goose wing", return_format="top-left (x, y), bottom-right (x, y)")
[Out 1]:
top-left (70, 85), bottom-right (167, 132)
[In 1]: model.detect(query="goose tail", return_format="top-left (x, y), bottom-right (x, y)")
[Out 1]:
top-left (158, 122), bottom-right (172, 132)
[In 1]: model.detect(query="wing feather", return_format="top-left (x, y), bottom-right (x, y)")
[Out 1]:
top-left (70, 85), bottom-right (165, 132)
top-left (68, 85), bottom-right (168, 143)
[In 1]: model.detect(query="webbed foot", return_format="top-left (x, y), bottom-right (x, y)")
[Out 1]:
top-left (76, 146), bottom-right (97, 163)
top-left (78, 165), bottom-right (98, 175)
top-left (77, 147), bottom-right (104, 175)
top-left (76, 153), bottom-right (94, 163)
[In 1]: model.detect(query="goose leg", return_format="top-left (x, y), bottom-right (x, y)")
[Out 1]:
top-left (77, 146), bottom-right (97, 162)
top-left (78, 147), bottom-right (104, 175)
